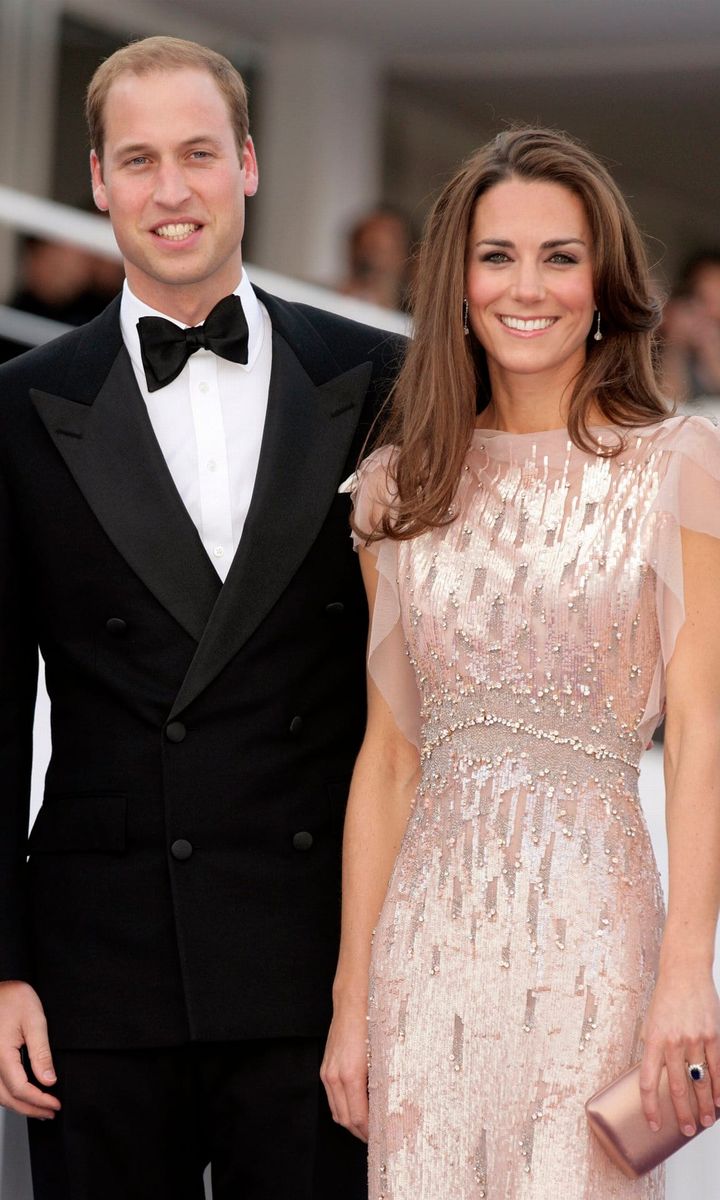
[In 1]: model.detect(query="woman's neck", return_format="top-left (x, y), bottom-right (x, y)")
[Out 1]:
top-left (476, 361), bottom-right (598, 433)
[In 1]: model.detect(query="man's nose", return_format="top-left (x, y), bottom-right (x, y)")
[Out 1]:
top-left (152, 162), bottom-right (193, 208)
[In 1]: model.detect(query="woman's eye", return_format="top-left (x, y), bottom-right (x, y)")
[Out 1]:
top-left (482, 252), bottom-right (510, 264)
top-left (548, 252), bottom-right (577, 265)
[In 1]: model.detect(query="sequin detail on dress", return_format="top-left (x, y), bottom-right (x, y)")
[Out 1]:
top-left (349, 416), bottom-right (720, 1199)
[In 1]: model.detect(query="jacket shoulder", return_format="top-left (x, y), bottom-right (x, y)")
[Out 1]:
top-left (0, 324), bottom-right (87, 395)
top-left (290, 299), bottom-right (407, 358)
top-left (0, 297), bottom-right (123, 409)
top-left (254, 286), bottom-right (407, 379)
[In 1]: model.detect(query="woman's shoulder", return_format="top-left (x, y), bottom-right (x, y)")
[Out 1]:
top-left (339, 443), bottom-right (398, 501)
top-left (631, 413), bottom-right (720, 527)
top-left (339, 444), bottom-right (399, 541)
top-left (634, 412), bottom-right (720, 463)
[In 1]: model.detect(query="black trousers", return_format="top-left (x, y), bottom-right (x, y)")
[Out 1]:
top-left (27, 1038), bottom-right (367, 1200)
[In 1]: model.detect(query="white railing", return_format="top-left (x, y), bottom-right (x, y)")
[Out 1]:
top-left (0, 303), bottom-right (73, 346)
top-left (0, 184), bottom-right (409, 347)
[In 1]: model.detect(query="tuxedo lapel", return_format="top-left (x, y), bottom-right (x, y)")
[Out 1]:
top-left (168, 330), bottom-right (372, 718)
top-left (31, 345), bottom-right (221, 643)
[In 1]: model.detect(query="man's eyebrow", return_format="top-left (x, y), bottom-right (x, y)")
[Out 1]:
top-left (112, 134), bottom-right (224, 157)
top-left (177, 134), bottom-right (224, 149)
top-left (474, 237), bottom-right (586, 249)
top-left (112, 142), bottom-right (153, 159)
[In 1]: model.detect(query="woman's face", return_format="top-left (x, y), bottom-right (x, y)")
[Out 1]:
top-left (465, 177), bottom-right (596, 387)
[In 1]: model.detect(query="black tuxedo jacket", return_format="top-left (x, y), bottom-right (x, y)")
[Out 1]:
top-left (0, 288), bottom-right (404, 1049)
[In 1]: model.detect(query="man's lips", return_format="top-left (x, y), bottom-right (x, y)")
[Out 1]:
top-left (150, 221), bottom-right (203, 242)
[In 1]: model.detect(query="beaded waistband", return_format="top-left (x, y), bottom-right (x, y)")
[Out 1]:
top-left (421, 710), bottom-right (641, 773)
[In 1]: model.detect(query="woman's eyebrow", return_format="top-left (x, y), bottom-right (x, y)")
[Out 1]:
top-left (474, 237), bottom-right (586, 249)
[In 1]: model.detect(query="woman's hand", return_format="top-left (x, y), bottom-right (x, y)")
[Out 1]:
top-left (639, 967), bottom-right (720, 1136)
top-left (320, 998), bottom-right (370, 1142)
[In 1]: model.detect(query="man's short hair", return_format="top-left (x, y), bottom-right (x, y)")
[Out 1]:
top-left (86, 35), bottom-right (250, 167)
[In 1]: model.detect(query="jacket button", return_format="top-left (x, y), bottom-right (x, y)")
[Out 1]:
top-left (166, 721), bottom-right (187, 743)
top-left (289, 716), bottom-right (303, 735)
top-left (105, 617), bottom-right (127, 636)
top-left (292, 831), bottom-right (314, 851)
top-left (325, 601), bottom-right (345, 616)
top-left (170, 838), bottom-right (193, 861)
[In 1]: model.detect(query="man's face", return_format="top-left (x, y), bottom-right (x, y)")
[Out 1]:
top-left (90, 67), bottom-right (257, 319)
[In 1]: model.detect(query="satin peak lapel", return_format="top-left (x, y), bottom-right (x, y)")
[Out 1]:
top-left (30, 347), bottom-right (221, 642)
top-left (168, 331), bottom-right (372, 718)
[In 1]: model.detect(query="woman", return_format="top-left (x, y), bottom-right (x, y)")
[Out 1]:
top-left (321, 127), bottom-right (720, 1198)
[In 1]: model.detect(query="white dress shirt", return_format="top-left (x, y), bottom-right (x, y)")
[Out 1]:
top-left (120, 272), bottom-right (272, 582)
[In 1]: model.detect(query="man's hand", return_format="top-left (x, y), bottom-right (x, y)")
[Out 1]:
top-left (0, 981), bottom-right (60, 1119)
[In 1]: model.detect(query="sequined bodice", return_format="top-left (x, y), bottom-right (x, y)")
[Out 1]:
top-left (400, 429), bottom-right (665, 779)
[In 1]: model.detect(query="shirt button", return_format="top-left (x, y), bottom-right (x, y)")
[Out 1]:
top-left (289, 716), bottom-right (303, 735)
top-left (170, 839), bottom-right (193, 861)
top-left (165, 721), bottom-right (187, 743)
top-left (213, 545), bottom-right (224, 558)
top-left (207, 459), bottom-right (217, 472)
top-left (325, 602), bottom-right (345, 617)
top-left (292, 831), bottom-right (314, 852)
top-left (199, 382), bottom-right (210, 394)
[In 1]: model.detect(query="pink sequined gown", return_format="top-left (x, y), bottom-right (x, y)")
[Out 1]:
top-left (349, 415), bottom-right (720, 1199)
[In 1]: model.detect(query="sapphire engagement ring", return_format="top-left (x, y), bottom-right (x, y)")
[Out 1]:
top-left (687, 1062), bottom-right (708, 1084)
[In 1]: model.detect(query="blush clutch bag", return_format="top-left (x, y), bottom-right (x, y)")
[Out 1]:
top-left (586, 1061), bottom-right (720, 1179)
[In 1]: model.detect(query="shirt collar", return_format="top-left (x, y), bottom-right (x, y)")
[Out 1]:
top-left (120, 269), bottom-right (266, 377)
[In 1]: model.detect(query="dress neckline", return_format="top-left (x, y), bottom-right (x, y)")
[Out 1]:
top-left (471, 414), bottom-right (694, 447)
top-left (466, 413), bottom-right (700, 471)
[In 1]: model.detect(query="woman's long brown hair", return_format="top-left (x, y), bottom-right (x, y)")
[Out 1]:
top-left (364, 127), bottom-right (669, 543)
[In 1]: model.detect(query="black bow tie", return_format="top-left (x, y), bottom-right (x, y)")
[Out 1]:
top-left (137, 294), bottom-right (249, 392)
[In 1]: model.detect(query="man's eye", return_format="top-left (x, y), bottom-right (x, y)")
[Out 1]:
top-left (190, 151), bottom-right (212, 160)
top-left (127, 157), bottom-right (149, 167)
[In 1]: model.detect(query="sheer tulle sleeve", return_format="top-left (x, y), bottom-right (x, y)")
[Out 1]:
top-left (339, 447), bottom-right (422, 749)
top-left (641, 415), bottom-right (720, 737)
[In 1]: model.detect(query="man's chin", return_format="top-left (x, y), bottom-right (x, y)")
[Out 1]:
top-left (129, 261), bottom-right (217, 293)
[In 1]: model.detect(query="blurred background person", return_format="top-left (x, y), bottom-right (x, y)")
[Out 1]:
top-left (337, 206), bottom-right (414, 311)
top-left (0, 233), bottom-right (124, 363)
top-left (661, 250), bottom-right (720, 409)
top-left (10, 235), bottom-right (97, 324)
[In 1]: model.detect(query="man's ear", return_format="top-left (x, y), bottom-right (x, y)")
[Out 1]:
top-left (242, 137), bottom-right (259, 199)
top-left (90, 150), bottom-right (109, 212)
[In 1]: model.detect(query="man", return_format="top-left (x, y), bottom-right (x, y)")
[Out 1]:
top-left (0, 36), bottom-right (403, 1200)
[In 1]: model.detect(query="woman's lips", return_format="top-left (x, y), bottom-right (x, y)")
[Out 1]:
top-left (497, 314), bottom-right (558, 333)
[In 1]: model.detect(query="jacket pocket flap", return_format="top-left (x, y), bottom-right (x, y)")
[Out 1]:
top-left (28, 795), bottom-right (127, 853)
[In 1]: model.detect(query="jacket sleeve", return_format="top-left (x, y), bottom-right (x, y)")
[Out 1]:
top-left (0, 447), bottom-right (38, 981)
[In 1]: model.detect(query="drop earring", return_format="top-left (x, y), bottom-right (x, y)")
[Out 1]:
top-left (593, 311), bottom-right (603, 342)
top-left (463, 298), bottom-right (469, 337)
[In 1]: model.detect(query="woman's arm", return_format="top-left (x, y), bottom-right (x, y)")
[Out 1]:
top-left (640, 526), bottom-right (720, 1134)
top-left (320, 545), bottom-right (420, 1142)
